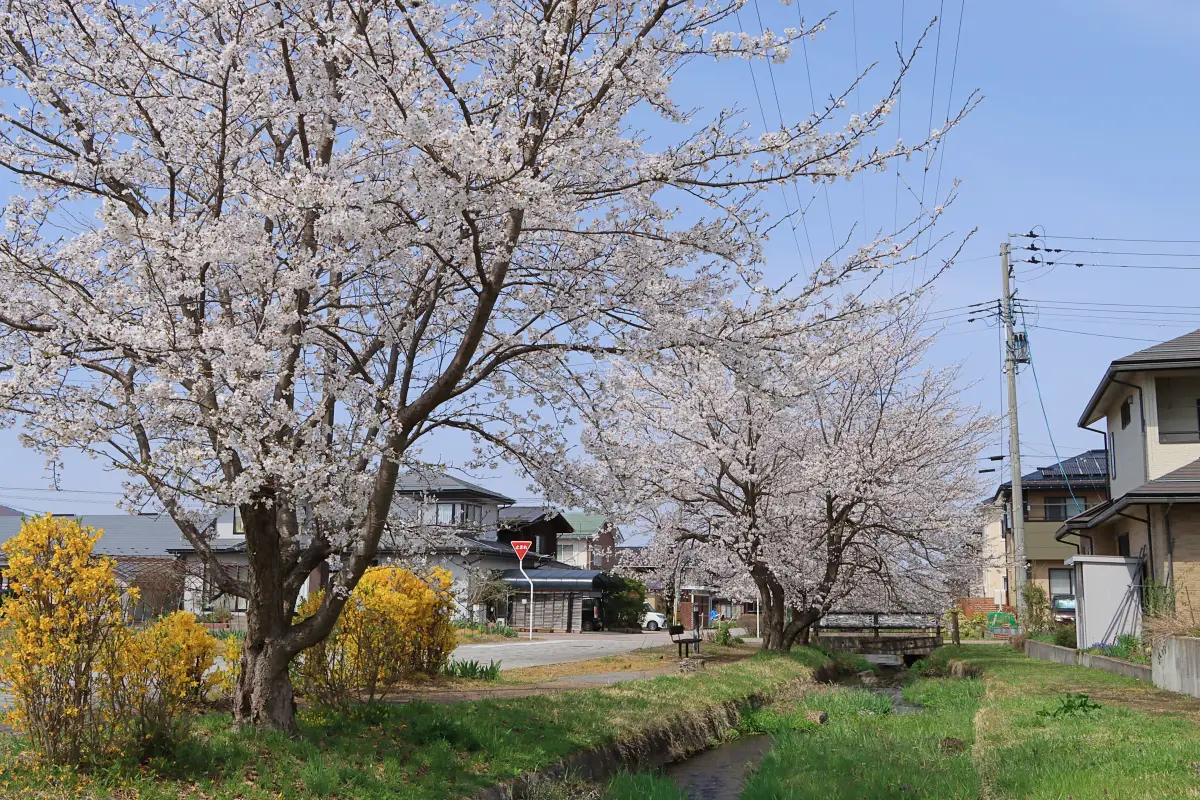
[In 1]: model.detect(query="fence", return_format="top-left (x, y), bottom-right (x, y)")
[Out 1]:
top-left (1152, 636), bottom-right (1200, 698)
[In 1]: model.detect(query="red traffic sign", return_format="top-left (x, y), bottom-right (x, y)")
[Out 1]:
top-left (511, 540), bottom-right (532, 561)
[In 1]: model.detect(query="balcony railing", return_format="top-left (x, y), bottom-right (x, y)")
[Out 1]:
top-left (1022, 502), bottom-right (1089, 523)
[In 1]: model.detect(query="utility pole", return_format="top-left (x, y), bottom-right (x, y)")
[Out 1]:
top-left (1001, 241), bottom-right (1028, 620)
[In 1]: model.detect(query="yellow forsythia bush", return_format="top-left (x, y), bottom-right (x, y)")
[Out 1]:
top-left (0, 515), bottom-right (130, 764)
top-left (0, 515), bottom-right (221, 764)
top-left (294, 566), bottom-right (457, 705)
top-left (106, 612), bottom-right (219, 755)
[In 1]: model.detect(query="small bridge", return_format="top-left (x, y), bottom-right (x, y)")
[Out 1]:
top-left (812, 611), bottom-right (942, 665)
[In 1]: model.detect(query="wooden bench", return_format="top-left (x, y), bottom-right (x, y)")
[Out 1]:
top-left (669, 624), bottom-right (703, 658)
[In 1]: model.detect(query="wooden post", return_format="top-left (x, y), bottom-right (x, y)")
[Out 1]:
top-left (872, 613), bottom-right (880, 639)
top-left (951, 610), bottom-right (961, 646)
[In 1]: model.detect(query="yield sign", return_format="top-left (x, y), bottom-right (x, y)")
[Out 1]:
top-left (511, 540), bottom-right (532, 561)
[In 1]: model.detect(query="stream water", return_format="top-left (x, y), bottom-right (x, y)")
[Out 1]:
top-left (661, 679), bottom-right (921, 799)
top-left (662, 733), bottom-right (772, 800)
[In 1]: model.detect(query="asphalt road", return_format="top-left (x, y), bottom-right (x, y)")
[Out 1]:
top-left (451, 630), bottom-right (673, 670)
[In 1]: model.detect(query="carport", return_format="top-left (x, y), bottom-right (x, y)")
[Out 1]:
top-left (500, 569), bottom-right (623, 632)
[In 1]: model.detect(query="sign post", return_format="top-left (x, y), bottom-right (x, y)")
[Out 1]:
top-left (511, 540), bottom-right (534, 640)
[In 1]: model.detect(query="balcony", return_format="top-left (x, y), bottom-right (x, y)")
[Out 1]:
top-left (1023, 501), bottom-right (1089, 523)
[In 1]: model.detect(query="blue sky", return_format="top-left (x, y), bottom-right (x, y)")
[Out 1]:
top-left (3, 0), bottom-right (1200, 516)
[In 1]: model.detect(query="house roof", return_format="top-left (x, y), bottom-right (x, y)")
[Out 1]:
top-left (0, 505), bottom-right (21, 517)
top-left (990, 449), bottom-right (1109, 502)
top-left (498, 568), bottom-right (623, 591)
top-left (559, 512), bottom-right (623, 542)
top-left (1079, 329), bottom-right (1200, 426)
top-left (393, 473), bottom-right (515, 505)
top-left (167, 537), bottom-right (246, 555)
top-left (0, 514), bottom-right (186, 560)
top-left (498, 506), bottom-right (575, 534)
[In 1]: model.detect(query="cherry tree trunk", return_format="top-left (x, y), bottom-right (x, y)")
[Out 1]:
top-left (780, 607), bottom-right (821, 651)
top-left (234, 639), bottom-right (298, 733)
top-left (754, 568), bottom-right (789, 650)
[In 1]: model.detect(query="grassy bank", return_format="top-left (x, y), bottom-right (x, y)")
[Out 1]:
top-left (730, 644), bottom-right (1200, 800)
top-left (936, 644), bottom-right (1200, 799)
top-left (0, 649), bottom-right (824, 800)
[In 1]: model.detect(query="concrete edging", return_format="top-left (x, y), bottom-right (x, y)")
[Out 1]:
top-left (1079, 652), bottom-right (1153, 682)
top-left (1024, 639), bottom-right (1154, 683)
top-left (1023, 640), bottom-right (1079, 666)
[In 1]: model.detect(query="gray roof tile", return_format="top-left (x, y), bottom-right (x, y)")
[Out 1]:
top-left (0, 514), bottom-right (187, 559)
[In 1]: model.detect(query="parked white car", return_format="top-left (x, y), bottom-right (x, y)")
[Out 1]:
top-left (639, 603), bottom-right (668, 631)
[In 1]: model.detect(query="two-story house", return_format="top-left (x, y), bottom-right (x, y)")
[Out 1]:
top-left (173, 475), bottom-right (567, 622)
top-left (1057, 330), bottom-right (1200, 639)
top-left (981, 450), bottom-right (1109, 609)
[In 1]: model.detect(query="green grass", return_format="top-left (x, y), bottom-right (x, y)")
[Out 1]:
top-left (931, 644), bottom-right (1200, 799)
top-left (0, 649), bottom-right (822, 799)
top-left (741, 678), bottom-right (984, 799)
top-left (737, 645), bottom-right (1200, 800)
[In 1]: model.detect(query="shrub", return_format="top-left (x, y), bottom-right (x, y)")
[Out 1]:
top-left (1085, 633), bottom-right (1149, 664)
top-left (0, 515), bottom-right (130, 764)
top-left (454, 619), bottom-right (519, 639)
top-left (213, 634), bottom-right (243, 704)
top-left (1019, 582), bottom-right (1054, 636)
top-left (1053, 624), bottom-right (1077, 648)
top-left (1010, 633), bottom-right (1027, 651)
top-left (0, 516), bottom-right (219, 763)
top-left (603, 578), bottom-right (648, 629)
top-left (294, 566), bottom-right (457, 705)
top-left (109, 612), bottom-right (219, 756)
top-left (705, 621), bottom-right (744, 646)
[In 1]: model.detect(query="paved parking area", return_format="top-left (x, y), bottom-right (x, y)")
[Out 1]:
top-left (452, 630), bottom-right (671, 670)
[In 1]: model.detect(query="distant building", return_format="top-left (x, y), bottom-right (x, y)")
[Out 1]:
top-left (0, 513), bottom-right (187, 619)
top-left (981, 450), bottom-right (1109, 608)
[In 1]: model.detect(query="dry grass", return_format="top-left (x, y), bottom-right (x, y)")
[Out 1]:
top-left (455, 628), bottom-right (523, 645)
top-left (502, 642), bottom-right (760, 684)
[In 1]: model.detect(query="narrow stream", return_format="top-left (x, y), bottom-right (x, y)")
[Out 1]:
top-left (662, 733), bottom-right (772, 800)
top-left (661, 678), bottom-right (920, 799)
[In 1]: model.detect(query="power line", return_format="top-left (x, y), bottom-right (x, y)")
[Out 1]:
top-left (1016, 232), bottom-right (1200, 244)
top-left (738, 4), bottom-right (817, 270)
top-left (1017, 258), bottom-right (1200, 272)
top-left (850, 0), bottom-right (868, 244)
top-left (794, 3), bottom-right (836, 242)
top-left (1018, 246), bottom-right (1200, 258)
top-left (1024, 325), bottom-right (1163, 343)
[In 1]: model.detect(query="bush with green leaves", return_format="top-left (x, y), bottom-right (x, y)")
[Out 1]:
top-left (705, 621), bottom-right (745, 647)
top-left (603, 578), bottom-right (648, 629)
top-left (1019, 582), bottom-right (1054, 636)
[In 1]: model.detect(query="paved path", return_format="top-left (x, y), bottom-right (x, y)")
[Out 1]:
top-left (452, 631), bottom-right (671, 670)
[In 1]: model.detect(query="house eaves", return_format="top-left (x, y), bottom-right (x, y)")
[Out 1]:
top-left (1078, 329), bottom-right (1200, 427)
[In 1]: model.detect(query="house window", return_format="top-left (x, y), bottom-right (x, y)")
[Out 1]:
top-left (1120, 398), bottom-right (1132, 429)
top-left (1043, 496), bottom-right (1087, 521)
top-left (1117, 533), bottom-right (1130, 558)
top-left (1109, 432), bottom-right (1117, 479)
top-left (556, 543), bottom-right (575, 561)
top-left (435, 503), bottom-right (482, 525)
top-left (1048, 568), bottom-right (1074, 597)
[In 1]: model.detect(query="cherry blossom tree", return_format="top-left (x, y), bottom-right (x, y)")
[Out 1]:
top-left (560, 310), bottom-right (987, 650)
top-left (0, 0), bottom-right (967, 729)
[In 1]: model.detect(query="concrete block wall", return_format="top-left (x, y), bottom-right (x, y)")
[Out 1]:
top-left (1152, 636), bottom-right (1200, 698)
top-left (1024, 640), bottom-right (1080, 666)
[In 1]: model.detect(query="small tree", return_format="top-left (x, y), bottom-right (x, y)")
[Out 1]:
top-left (1019, 581), bottom-right (1053, 636)
top-left (604, 578), bottom-right (648, 629)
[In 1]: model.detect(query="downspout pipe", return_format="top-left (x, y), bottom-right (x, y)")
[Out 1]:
top-left (1081, 424), bottom-right (1112, 500)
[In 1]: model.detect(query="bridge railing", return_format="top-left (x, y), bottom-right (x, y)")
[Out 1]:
top-left (817, 611), bottom-right (942, 640)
